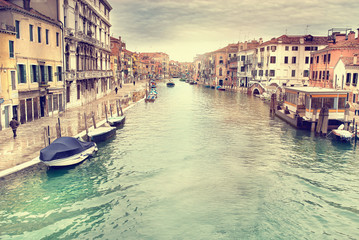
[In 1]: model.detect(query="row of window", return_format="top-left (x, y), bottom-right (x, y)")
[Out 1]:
top-left (257, 46), bottom-right (319, 53)
top-left (312, 71), bottom-right (330, 81)
top-left (250, 69), bottom-right (310, 78)
top-left (15, 20), bottom-right (60, 46)
top-left (17, 64), bottom-right (63, 84)
top-left (346, 73), bottom-right (358, 86)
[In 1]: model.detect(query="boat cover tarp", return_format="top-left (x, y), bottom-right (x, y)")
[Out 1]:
top-left (40, 137), bottom-right (95, 161)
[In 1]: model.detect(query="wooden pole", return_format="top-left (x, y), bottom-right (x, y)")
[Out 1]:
top-left (105, 104), bottom-right (108, 122)
top-left (110, 104), bottom-right (113, 117)
top-left (119, 99), bottom-right (123, 116)
top-left (84, 112), bottom-right (89, 141)
top-left (116, 100), bottom-right (120, 117)
top-left (92, 111), bottom-right (97, 129)
top-left (311, 108), bottom-right (317, 132)
top-left (58, 117), bottom-right (61, 137)
top-left (47, 125), bottom-right (51, 145)
top-left (56, 123), bottom-right (60, 138)
top-left (355, 123), bottom-right (358, 144)
top-left (44, 127), bottom-right (47, 147)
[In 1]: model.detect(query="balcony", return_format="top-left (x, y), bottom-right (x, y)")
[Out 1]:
top-left (76, 70), bottom-right (113, 80)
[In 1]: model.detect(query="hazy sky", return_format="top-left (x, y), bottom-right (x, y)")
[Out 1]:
top-left (108, 0), bottom-right (359, 62)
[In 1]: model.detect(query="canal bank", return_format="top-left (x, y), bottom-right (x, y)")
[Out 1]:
top-left (0, 80), bottom-right (148, 179)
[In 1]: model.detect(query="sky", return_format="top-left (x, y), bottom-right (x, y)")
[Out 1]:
top-left (108, 0), bottom-right (359, 62)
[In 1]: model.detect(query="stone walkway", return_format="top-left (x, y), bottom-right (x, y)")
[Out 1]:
top-left (0, 81), bottom-right (148, 172)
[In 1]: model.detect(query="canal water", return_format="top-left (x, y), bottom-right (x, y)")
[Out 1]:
top-left (0, 80), bottom-right (358, 239)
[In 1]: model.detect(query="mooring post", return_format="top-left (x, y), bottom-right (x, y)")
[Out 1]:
top-left (355, 123), bottom-right (358, 144)
top-left (92, 111), bottom-right (97, 129)
top-left (56, 123), bottom-right (60, 139)
top-left (321, 106), bottom-right (329, 136)
top-left (119, 99), bottom-right (123, 116)
top-left (116, 101), bottom-right (120, 117)
top-left (58, 117), bottom-right (61, 138)
top-left (44, 127), bottom-right (47, 147)
top-left (311, 108), bottom-right (317, 132)
top-left (47, 125), bottom-right (51, 145)
top-left (105, 104), bottom-right (108, 122)
top-left (110, 104), bottom-right (113, 117)
top-left (344, 103), bottom-right (350, 130)
top-left (84, 112), bottom-right (89, 141)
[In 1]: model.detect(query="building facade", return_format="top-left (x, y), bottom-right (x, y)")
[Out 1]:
top-left (60, 0), bottom-right (113, 108)
top-left (0, 0), bottom-right (64, 128)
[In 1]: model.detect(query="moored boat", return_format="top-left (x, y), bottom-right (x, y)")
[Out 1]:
top-left (107, 115), bottom-right (126, 128)
top-left (216, 86), bottom-right (225, 91)
top-left (167, 81), bottom-right (175, 87)
top-left (88, 126), bottom-right (116, 142)
top-left (39, 137), bottom-right (98, 167)
top-left (330, 124), bottom-right (354, 142)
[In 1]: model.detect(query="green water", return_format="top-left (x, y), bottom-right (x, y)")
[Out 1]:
top-left (1, 80), bottom-right (358, 239)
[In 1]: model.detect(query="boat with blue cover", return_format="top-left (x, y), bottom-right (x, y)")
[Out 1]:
top-left (39, 137), bottom-right (98, 167)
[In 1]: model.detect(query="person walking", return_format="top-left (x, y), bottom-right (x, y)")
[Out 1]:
top-left (9, 117), bottom-right (20, 138)
top-left (115, 87), bottom-right (118, 94)
top-left (133, 80), bottom-right (136, 86)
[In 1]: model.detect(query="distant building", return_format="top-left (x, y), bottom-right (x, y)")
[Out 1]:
top-left (333, 56), bottom-right (359, 112)
top-left (253, 34), bottom-right (328, 87)
top-left (310, 29), bottom-right (359, 88)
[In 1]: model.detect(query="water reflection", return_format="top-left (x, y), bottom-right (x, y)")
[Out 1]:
top-left (0, 80), bottom-right (358, 239)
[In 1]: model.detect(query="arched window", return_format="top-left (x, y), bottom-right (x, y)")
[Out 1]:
top-left (219, 68), bottom-right (222, 76)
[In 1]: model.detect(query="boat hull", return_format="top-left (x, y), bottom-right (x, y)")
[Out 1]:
top-left (88, 127), bottom-right (117, 142)
top-left (41, 144), bottom-right (98, 167)
top-left (108, 116), bottom-right (126, 128)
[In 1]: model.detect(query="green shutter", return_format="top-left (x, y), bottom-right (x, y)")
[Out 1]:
top-left (45, 66), bottom-right (48, 83)
top-left (17, 65), bottom-right (20, 83)
top-left (23, 65), bottom-right (27, 83)
top-left (30, 65), bottom-right (33, 82)
top-left (36, 65), bottom-right (39, 82)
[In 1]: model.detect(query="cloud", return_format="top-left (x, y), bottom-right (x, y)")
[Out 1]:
top-left (108, 0), bottom-right (359, 61)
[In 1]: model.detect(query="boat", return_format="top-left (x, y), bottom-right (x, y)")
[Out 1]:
top-left (329, 124), bottom-right (354, 142)
top-left (87, 126), bottom-right (116, 142)
top-left (204, 85), bottom-right (211, 88)
top-left (39, 137), bottom-right (98, 167)
top-left (107, 115), bottom-right (126, 128)
top-left (275, 87), bottom-right (350, 131)
top-left (167, 81), bottom-right (175, 87)
top-left (179, 78), bottom-right (186, 82)
top-left (216, 86), bottom-right (225, 91)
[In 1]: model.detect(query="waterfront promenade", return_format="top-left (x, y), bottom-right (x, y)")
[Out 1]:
top-left (0, 80), bottom-right (148, 175)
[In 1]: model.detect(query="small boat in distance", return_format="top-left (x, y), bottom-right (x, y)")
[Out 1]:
top-left (39, 137), bottom-right (98, 167)
top-left (216, 86), bottom-right (225, 91)
top-left (167, 81), bottom-right (175, 87)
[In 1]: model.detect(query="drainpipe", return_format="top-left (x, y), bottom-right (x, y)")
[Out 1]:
top-left (57, 0), bottom-right (66, 112)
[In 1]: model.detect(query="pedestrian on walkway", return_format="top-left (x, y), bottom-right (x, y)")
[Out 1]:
top-left (133, 80), bottom-right (136, 86)
top-left (115, 87), bottom-right (118, 94)
top-left (9, 117), bottom-right (20, 138)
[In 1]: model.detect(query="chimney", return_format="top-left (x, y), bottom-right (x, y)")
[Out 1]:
top-left (23, 0), bottom-right (30, 11)
top-left (348, 31), bottom-right (355, 41)
top-left (357, 28), bottom-right (359, 42)
top-left (354, 54), bottom-right (358, 65)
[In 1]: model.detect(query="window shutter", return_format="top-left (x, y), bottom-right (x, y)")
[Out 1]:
top-left (23, 65), bottom-right (27, 83)
top-left (17, 65), bottom-right (20, 83)
top-left (45, 66), bottom-right (48, 82)
top-left (30, 65), bottom-right (34, 82)
top-left (36, 65), bottom-right (39, 82)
